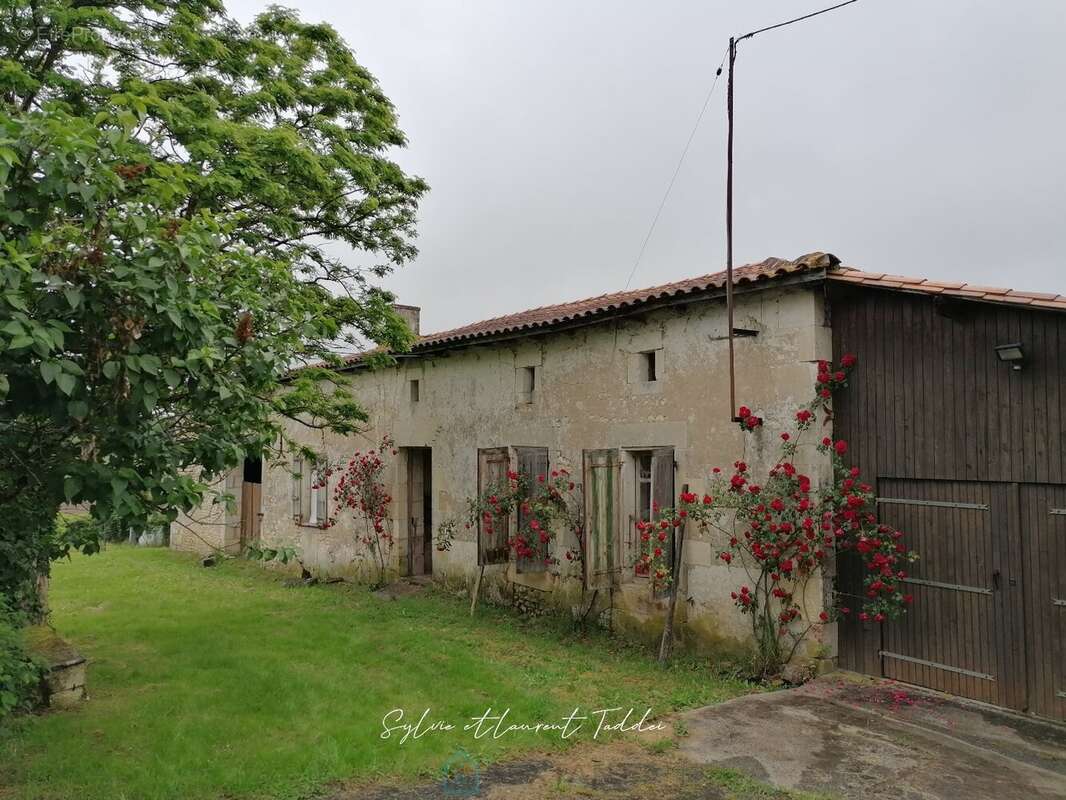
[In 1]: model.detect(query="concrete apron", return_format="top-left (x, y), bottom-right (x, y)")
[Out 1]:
top-left (677, 674), bottom-right (1066, 799)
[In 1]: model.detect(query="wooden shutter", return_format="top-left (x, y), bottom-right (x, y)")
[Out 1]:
top-left (477, 448), bottom-right (511, 565)
top-left (516, 447), bottom-right (549, 573)
top-left (583, 449), bottom-right (620, 589)
top-left (651, 448), bottom-right (676, 595)
top-left (291, 456), bottom-right (303, 521)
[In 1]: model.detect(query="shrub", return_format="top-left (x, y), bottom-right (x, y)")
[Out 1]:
top-left (0, 601), bottom-right (42, 719)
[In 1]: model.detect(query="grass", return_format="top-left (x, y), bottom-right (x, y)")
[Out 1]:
top-left (704, 767), bottom-right (834, 800)
top-left (0, 547), bottom-right (751, 800)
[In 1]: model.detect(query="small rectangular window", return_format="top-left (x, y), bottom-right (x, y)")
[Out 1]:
top-left (641, 350), bottom-right (657, 382)
top-left (517, 366), bottom-right (536, 404)
top-left (410, 379), bottom-right (420, 402)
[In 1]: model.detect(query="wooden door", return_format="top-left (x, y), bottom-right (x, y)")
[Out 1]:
top-left (239, 482), bottom-right (262, 548)
top-left (876, 478), bottom-right (1027, 710)
top-left (1020, 483), bottom-right (1066, 721)
top-left (406, 449), bottom-right (432, 576)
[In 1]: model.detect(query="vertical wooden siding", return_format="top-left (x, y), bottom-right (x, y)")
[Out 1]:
top-left (831, 287), bottom-right (1066, 486)
top-left (830, 286), bottom-right (1066, 717)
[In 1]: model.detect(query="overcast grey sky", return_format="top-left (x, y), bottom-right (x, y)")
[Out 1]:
top-left (231, 1), bottom-right (1065, 335)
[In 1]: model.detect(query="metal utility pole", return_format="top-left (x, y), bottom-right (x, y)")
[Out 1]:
top-left (724, 0), bottom-right (859, 420)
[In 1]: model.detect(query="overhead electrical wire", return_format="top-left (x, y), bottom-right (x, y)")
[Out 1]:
top-left (622, 46), bottom-right (729, 291)
top-left (623, 0), bottom-right (862, 292)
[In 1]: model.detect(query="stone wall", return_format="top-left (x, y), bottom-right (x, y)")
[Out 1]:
top-left (174, 283), bottom-right (836, 658)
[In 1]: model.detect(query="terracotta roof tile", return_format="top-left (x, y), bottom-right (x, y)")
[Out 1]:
top-left (828, 268), bottom-right (1066, 312)
top-left (410, 252), bottom-right (839, 350)
top-left (333, 256), bottom-right (1065, 369)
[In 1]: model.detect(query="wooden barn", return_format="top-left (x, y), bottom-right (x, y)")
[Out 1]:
top-left (830, 271), bottom-right (1066, 721)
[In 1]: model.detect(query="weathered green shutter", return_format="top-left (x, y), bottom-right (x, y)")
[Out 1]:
top-left (477, 448), bottom-right (511, 565)
top-left (516, 447), bottom-right (549, 573)
top-left (583, 449), bottom-right (620, 588)
top-left (292, 456), bottom-right (303, 522)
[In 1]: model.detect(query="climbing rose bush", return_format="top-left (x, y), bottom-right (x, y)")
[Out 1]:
top-left (645, 354), bottom-right (918, 675)
top-left (468, 468), bottom-right (583, 570)
top-left (326, 434), bottom-right (398, 587)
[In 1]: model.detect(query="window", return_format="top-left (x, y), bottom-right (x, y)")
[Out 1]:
top-left (515, 446), bottom-right (549, 572)
top-left (409, 379), bottom-right (420, 402)
top-left (516, 366), bottom-right (537, 404)
top-left (628, 448), bottom-right (674, 582)
top-left (636, 453), bottom-right (653, 524)
top-left (292, 455), bottom-right (328, 527)
top-left (640, 350), bottom-right (657, 382)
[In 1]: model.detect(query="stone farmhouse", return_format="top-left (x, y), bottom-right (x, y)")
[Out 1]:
top-left (172, 251), bottom-right (1066, 721)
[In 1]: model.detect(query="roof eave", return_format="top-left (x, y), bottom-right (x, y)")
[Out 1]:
top-left (340, 266), bottom-right (829, 369)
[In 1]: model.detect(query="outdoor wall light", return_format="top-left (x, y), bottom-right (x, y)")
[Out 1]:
top-left (994, 342), bottom-right (1025, 370)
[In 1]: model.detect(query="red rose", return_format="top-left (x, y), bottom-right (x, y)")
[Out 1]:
top-left (834, 440), bottom-right (848, 456)
top-left (738, 405), bottom-right (751, 418)
top-left (819, 611), bottom-right (829, 622)
top-left (840, 353), bottom-right (857, 368)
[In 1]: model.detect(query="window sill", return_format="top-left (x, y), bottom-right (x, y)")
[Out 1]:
top-left (628, 380), bottom-right (662, 396)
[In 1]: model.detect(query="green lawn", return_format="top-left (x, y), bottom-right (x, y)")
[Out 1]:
top-left (0, 547), bottom-right (750, 800)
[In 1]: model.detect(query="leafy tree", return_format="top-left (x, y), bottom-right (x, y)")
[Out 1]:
top-left (0, 1), bottom-right (427, 615)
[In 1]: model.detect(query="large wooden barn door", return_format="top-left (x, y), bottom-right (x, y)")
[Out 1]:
top-left (875, 478), bottom-right (1027, 710)
top-left (1020, 483), bottom-right (1066, 721)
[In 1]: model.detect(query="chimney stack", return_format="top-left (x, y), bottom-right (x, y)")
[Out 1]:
top-left (393, 304), bottom-right (420, 337)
